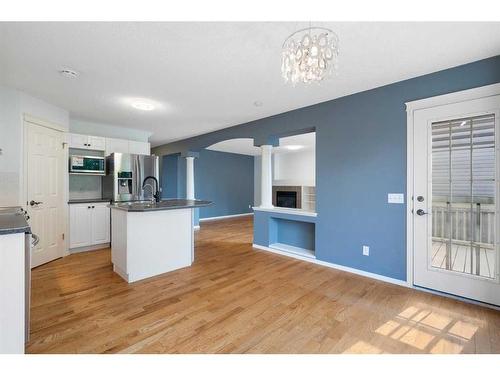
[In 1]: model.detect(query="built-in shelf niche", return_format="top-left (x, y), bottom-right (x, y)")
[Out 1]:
top-left (301, 186), bottom-right (316, 212)
top-left (268, 217), bottom-right (315, 258)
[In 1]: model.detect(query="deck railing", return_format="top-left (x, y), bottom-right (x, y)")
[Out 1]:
top-left (432, 202), bottom-right (495, 275)
top-left (432, 202), bottom-right (495, 246)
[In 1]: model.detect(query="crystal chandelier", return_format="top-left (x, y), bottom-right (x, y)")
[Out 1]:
top-left (281, 26), bottom-right (339, 85)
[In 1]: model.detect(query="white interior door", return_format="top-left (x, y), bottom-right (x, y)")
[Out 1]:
top-left (26, 122), bottom-right (65, 267)
top-left (412, 94), bottom-right (500, 306)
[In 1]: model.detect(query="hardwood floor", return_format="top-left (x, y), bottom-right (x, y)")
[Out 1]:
top-left (27, 216), bottom-right (500, 354)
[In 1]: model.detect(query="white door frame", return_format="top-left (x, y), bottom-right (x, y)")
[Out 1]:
top-left (22, 114), bottom-right (69, 257)
top-left (406, 83), bottom-right (500, 288)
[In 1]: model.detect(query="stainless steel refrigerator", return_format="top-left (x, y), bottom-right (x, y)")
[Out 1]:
top-left (102, 153), bottom-right (159, 202)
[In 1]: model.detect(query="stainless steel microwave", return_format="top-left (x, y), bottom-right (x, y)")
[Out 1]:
top-left (69, 155), bottom-right (106, 175)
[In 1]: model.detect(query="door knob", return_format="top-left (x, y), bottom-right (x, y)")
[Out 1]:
top-left (416, 209), bottom-right (428, 216)
top-left (30, 200), bottom-right (42, 206)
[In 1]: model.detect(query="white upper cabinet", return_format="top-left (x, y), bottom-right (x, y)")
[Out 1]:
top-left (88, 136), bottom-right (106, 151)
top-left (69, 133), bottom-right (88, 149)
top-left (105, 137), bottom-right (129, 156)
top-left (69, 133), bottom-right (150, 156)
top-left (105, 138), bottom-right (150, 156)
top-left (69, 133), bottom-right (106, 151)
top-left (128, 140), bottom-right (151, 155)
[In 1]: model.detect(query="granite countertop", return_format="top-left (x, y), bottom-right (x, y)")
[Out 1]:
top-left (108, 199), bottom-right (212, 212)
top-left (0, 207), bottom-right (31, 235)
top-left (68, 198), bottom-right (112, 204)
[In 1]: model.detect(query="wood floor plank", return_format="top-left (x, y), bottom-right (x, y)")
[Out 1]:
top-left (26, 216), bottom-right (500, 354)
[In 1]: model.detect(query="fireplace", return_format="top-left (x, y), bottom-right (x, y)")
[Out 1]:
top-left (272, 186), bottom-right (302, 209)
top-left (276, 191), bottom-right (297, 208)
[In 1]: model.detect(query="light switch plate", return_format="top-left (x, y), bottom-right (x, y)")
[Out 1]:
top-left (363, 246), bottom-right (369, 256)
top-left (388, 193), bottom-right (404, 204)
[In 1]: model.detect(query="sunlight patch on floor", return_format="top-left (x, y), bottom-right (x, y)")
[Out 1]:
top-left (398, 327), bottom-right (435, 350)
top-left (371, 305), bottom-right (481, 353)
top-left (430, 338), bottom-right (464, 354)
top-left (343, 340), bottom-right (382, 354)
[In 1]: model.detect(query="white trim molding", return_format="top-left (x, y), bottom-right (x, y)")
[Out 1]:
top-left (199, 212), bottom-right (253, 222)
top-left (252, 244), bottom-right (409, 288)
top-left (406, 83), bottom-right (500, 112)
top-left (252, 206), bottom-right (317, 217)
top-left (405, 83), bottom-right (500, 288)
top-left (69, 243), bottom-right (110, 254)
top-left (23, 114), bottom-right (67, 132)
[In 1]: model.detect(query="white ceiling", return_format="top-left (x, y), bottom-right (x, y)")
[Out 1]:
top-left (207, 132), bottom-right (315, 156)
top-left (1, 22), bottom-right (500, 147)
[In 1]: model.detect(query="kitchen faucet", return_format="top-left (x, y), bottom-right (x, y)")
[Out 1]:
top-left (142, 176), bottom-right (161, 203)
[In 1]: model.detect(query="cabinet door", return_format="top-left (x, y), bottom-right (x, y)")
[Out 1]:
top-left (128, 140), bottom-right (150, 155)
top-left (91, 204), bottom-right (110, 245)
top-left (105, 138), bottom-right (129, 156)
top-left (88, 136), bottom-right (106, 151)
top-left (69, 204), bottom-right (92, 248)
top-left (69, 133), bottom-right (89, 149)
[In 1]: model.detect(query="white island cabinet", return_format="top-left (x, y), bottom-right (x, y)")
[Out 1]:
top-left (109, 199), bottom-right (211, 283)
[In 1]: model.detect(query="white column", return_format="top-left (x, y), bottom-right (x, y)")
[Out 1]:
top-left (260, 145), bottom-right (273, 208)
top-left (186, 156), bottom-right (195, 200)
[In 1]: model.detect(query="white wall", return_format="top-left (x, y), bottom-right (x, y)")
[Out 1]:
top-left (70, 119), bottom-right (152, 142)
top-left (273, 149), bottom-right (315, 187)
top-left (0, 86), bottom-right (22, 206)
top-left (253, 149), bottom-right (316, 206)
top-left (0, 85), bottom-right (69, 206)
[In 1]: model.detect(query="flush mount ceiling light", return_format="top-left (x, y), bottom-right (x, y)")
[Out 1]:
top-left (281, 26), bottom-right (339, 85)
top-left (59, 68), bottom-right (79, 78)
top-left (285, 145), bottom-right (304, 151)
top-left (131, 100), bottom-right (156, 111)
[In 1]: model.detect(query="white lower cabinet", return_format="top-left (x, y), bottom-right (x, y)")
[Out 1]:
top-left (69, 202), bottom-right (110, 250)
top-left (91, 204), bottom-right (111, 244)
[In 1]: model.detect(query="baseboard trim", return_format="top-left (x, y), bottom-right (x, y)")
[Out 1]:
top-left (69, 243), bottom-right (110, 254)
top-left (199, 212), bottom-right (253, 222)
top-left (252, 244), bottom-right (409, 288)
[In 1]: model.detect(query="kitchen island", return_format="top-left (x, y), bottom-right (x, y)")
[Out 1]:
top-left (109, 199), bottom-right (211, 283)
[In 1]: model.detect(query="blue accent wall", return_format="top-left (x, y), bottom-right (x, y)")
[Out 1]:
top-left (161, 149), bottom-right (254, 220)
top-left (162, 153), bottom-right (180, 199)
top-left (154, 55), bottom-right (500, 281)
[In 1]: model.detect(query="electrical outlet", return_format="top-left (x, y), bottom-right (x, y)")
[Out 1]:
top-left (363, 245), bottom-right (370, 256)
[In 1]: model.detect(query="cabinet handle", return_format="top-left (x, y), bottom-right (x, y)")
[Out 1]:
top-left (88, 206), bottom-right (91, 209)
top-left (92, 206), bottom-right (95, 209)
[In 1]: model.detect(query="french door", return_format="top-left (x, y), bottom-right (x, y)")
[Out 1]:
top-left (412, 94), bottom-right (500, 306)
